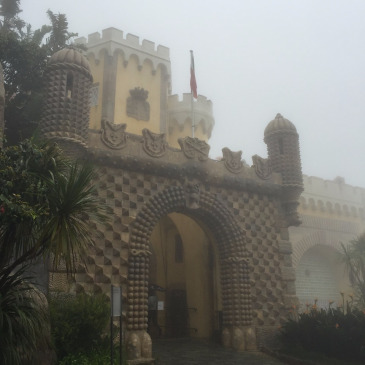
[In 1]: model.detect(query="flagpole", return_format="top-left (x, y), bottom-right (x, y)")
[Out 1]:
top-left (190, 50), bottom-right (197, 138)
top-left (191, 91), bottom-right (195, 138)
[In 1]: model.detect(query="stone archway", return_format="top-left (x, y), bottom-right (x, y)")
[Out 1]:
top-left (126, 185), bottom-right (255, 361)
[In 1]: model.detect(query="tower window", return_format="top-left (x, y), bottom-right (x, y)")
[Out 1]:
top-left (175, 235), bottom-right (184, 263)
top-left (66, 72), bottom-right (74, 98)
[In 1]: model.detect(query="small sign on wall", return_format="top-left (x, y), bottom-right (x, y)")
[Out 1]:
top-left (158, 301), bottom-right (164, 310)
top-left (111, 286), bottom-right (121, 317)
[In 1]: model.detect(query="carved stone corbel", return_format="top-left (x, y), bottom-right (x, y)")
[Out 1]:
top-left (252, 154), bottom-right (272, 179)
top-left (142, 128), bottom-right (167, 157)
top-left (178, 136), bottom-right (210, 161)
top-left (222, 147), bottom-right (244, 173)
top-left (100, 119), bottom-right (128, 149)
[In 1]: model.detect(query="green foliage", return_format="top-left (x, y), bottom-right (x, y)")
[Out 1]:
top-left (0, 1), bottom-right (83, 144)
top-left (0, 139), bottom-right (105, 363)
top-left (46, 10), bottom-right (78, 54)
top-left (280, 306), bottom-right (365, 362)
top-left (0, 0), bottom-right (23, 32)
top-left (58, 346), bottom-right (126, 365)
top-left (0, 265), bottom-right (49, 364)
top-left (49, 293), bottom-right (111, 360)
top-left (342, 235), bottom-right (365, 308)
top-left (0, 139), bottom-right (105, 274)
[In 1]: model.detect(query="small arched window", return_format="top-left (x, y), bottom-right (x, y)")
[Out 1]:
top-left (66, 72), bottom-right (73, 98)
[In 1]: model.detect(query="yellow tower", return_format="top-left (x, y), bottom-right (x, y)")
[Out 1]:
top-left (75, 28), bottom-right (214, 146)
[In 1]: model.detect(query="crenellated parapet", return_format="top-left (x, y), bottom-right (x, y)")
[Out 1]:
top-left (299, 175), bottom-right (365, 220)
top-left (75, 27), bottom-right (171, 77)
top-left (168, 93), bottom-right (215, 143)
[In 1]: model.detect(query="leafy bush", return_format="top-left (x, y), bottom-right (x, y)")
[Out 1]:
top-left (49, 292), bottom-right (110, 360)
top-left (58, 346), bottom-right (125, 365)
top-left (280, 305), bottom-right (365, 362)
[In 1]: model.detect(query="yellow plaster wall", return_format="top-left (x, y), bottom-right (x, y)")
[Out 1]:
top-left (149, 213), bottom-right (219, 338)
top-left (114, 54), bottom-right (161, 133)
top-left (88, 52), bottom-right (105, 130)
top-left (170, 213), bottom-right (216, 338)
top-left (150, 216), bottom-right (184, 332)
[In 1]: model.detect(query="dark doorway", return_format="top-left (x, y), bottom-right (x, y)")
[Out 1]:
top-left (166, 289), bottom-right (189, 337)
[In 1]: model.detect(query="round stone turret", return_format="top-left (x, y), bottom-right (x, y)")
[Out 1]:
top-left (264, 113), bottom-right (303, 226)
top-left (264, 113), bottom-right (302, 187)
top-left (41, 47), bottom-right (93, 155)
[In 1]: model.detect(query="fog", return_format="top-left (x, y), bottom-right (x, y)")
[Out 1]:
top-left (21, 0), bottom-right (365, 187)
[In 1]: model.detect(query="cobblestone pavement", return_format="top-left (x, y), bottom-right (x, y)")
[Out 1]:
top-left (152, 338), bottom-right (287, 365)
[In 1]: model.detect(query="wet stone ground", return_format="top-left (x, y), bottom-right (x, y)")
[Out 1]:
top-left (152, 338), bottom-right (287, 365)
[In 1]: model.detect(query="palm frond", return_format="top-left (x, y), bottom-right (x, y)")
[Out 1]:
top-left (41, 161), bottom-right (106, 273)
top-left (0, 265), bottom-right (49, 365)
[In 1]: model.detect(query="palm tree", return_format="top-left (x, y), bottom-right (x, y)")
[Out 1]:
top-left (0, 138), bottom-right (105, 363)
top-left (0, 0), bottom-right (22, 32)
top-left (0, 266), bottom-right (49, 364)
top-left (45, 10), bottom-right (78, 53)
top-left (341, 235), bottom-right (365, 308)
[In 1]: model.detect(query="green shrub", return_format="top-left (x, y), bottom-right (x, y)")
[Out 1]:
top-left (58, 346), bottom-right (126, 365)
top-left (280, 306), bottom-right (365, 362)
top-left (49, 292), bottom-right (110, 360)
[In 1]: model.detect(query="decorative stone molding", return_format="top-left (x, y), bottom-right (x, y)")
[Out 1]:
top-left (222, 147), bottom-right (244, 174)
top-left (129, 248), bottom-right (152, 257)
top-left (100, 119), bottom-right (128, 149)
top-left (142, 128), bottom-right (167, 157)
top-left (183, 180), bottom-right (201, 209)
top-left (178, 136), bottom-right (210, 161)
top-left (87, 145), bottom-right (283, 196)
top-left (127, 87), bottom-right (150, 121)
top-left (252, 154), bottom-right (272, 180)
top-left (223, 256), bottom-right (249, 264)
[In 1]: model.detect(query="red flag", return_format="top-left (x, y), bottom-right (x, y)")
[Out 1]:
top-left (190, 50), bottom-right (197, 99)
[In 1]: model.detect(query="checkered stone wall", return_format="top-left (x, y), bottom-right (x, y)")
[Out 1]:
top-left (51, 163), bottom-right (296, 349)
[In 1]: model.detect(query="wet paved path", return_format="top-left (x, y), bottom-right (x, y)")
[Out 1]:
top-left (152, 338), bottom-right (287, 365)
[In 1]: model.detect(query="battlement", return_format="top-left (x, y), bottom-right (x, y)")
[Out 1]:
top-left (75, 27), bottom-right (171, 74)
top-left (168, 93), bottom-right (213, 114)
top-left (303, 175), bottom-right (365, 204)
top-left (299, 175), bottom-right (365, 218)
top-left (168, 94), bottom-right (215, 136)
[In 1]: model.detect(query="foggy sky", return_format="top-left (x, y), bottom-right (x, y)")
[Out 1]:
top-left (21, 0), bottom-right (365, 187)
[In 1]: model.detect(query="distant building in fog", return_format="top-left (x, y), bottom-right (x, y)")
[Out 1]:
top-left (290, 176), bottom-right (365, 309)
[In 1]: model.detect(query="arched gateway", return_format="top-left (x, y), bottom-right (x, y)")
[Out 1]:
top-left (127, 186), bottom-right (253, 357)
top-left (38, 46), bottom-right (304, 364)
